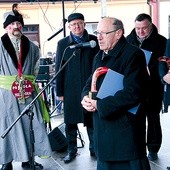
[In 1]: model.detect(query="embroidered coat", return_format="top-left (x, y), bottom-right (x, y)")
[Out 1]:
top-left (0, 33), bottom-right (52, 164)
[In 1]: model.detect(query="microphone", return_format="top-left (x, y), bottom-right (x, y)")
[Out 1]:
top-left (69, 40), bottom-right (96, 49)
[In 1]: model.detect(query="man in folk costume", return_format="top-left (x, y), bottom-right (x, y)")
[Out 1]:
top-left (0, 10), bottom-right (52, 170)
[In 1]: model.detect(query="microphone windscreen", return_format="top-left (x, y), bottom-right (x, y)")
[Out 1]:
top-left (90, 40), bottom-right (96, 48)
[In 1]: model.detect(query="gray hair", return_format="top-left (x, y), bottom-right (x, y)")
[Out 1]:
top-left (113, 18), bottom-right (124, 34)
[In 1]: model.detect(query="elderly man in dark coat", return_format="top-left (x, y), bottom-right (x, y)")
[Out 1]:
top-left (55, 13), bottom-right (99, 163)
top-left (126, 13), bottom-right (167, 161)
top-left (81, 17), bottom-right (151, 170)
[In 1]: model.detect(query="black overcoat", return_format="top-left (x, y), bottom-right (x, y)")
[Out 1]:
top-left (82, 36), bottom-right (149, 161)
top-left (127, 25), bottom-right (167, 112)
top-left (159, 38), bottom-right (170, 112)
top-left (56, 30), bottom-right (99, 125)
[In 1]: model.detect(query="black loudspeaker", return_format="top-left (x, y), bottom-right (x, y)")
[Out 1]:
top-left (48, 123), bottom-right (68, 152)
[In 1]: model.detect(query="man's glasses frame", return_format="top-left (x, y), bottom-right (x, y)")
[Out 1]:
top-left (94, 29), bottom-right (118, 36)
top-left (69, 22), bottom-right (84, 27)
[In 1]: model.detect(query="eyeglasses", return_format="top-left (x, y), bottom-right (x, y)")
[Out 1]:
top-left (94, 29), bottom-right (118, 36)
top-left (69, 22), bottom-right (84, 27)
top-left (135, 24), bottom-right (151, 31)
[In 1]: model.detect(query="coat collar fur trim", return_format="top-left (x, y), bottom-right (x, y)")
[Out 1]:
top-left (1, 33), bottom-right (30, 69)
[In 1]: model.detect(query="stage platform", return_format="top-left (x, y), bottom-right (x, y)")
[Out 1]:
top-left (1, 108), bottom-right (170, 170)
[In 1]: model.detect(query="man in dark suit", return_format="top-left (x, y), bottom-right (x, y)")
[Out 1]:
top-left (159, 39), bottom-right (170, 112)
top-left (55, 13), bottom-right (99, 163)
top-left (81, 17), bottom-right (151, 170)
top-left (159, 39), bottom-right (170, 170)
top-left (127, 13), bottom-right (167, 161)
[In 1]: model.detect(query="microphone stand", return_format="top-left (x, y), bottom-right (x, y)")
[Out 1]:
top-left (47, 28), bottom-right (63, 41)
top-left (47, 19), bottom-right (67, 41)
top-left (1, 50), bottom-right (77, 170)
top-left (29, 109), bottom-right (35, 170)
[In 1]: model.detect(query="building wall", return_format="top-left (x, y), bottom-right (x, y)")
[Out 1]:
top-left (0, 0), bottom-right (149, 55)
top-left (160, 0), bottom-right (170, 38)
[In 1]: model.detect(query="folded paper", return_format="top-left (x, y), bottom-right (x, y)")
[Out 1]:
top-left (96, 69), bottom-right (140, 114)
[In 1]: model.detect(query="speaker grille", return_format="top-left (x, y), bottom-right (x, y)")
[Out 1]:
top-left (48, 123), bottom-right (68, 152)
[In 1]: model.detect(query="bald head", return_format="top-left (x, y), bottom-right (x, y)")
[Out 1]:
top-left (97, 17), bottom-right (124, 34)
top-left (96, 17), bottom-right (124, 51)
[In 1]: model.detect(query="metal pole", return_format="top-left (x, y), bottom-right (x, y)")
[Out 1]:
top-left (62, 0), bottom-right (66, 37)
top-left (101, 0), bottom-right (107, 17)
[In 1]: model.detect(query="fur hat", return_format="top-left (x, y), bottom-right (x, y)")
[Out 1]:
top-left (68, 13), bottom-right (84, 23)
top-left (3, 11), bottom-right (24, 28)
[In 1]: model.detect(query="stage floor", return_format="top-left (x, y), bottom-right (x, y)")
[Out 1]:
top-left (1, 108), bottom-right (170, 170)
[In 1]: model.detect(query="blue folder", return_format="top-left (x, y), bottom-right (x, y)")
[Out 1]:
top-left (141, 49), bottom-right (152, 65)
top-left (96, 69), bottom-right (140, 114)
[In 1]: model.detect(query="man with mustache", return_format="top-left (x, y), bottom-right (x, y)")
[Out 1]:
top-left (0, 10), bottom-right (52, 170)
